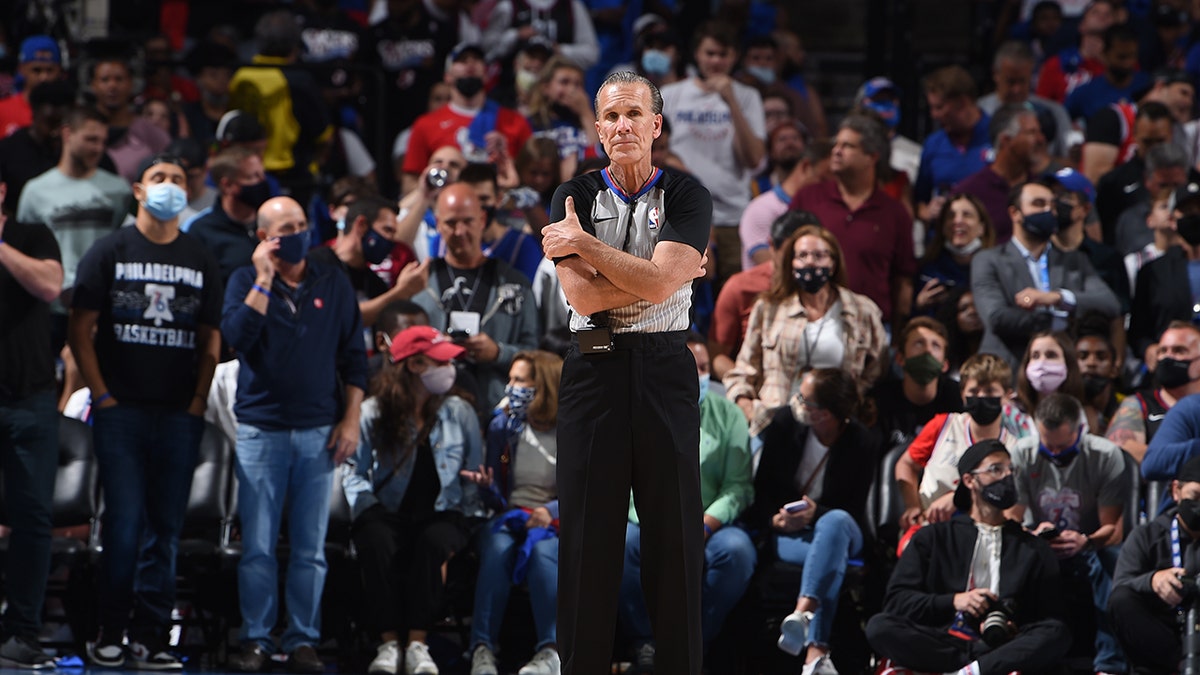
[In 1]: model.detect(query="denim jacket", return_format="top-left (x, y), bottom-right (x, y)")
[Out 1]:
top-left (343, 395), bottom-right (484, 520)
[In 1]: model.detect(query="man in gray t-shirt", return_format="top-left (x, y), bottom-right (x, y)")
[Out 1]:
top-left (1010, 393), bottom-right (1130, 674)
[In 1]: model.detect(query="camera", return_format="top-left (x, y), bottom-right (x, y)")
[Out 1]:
top-left (448, 329), bottom-right (470, 342)
top-left (426, 167), bottom-right (449, 189)
top-left (980, 599), bottom-right (1018, 647)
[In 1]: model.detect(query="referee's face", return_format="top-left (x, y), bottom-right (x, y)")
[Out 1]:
top-left (596, 82), bottom-right (662, 165)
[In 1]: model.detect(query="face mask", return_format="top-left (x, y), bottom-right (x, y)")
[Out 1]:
top-left (515, 69), bottom-right (539, 94)
top-left (361, 228), bottom-right (392, 265)
top-left (236, 179), bottom-right (272, 210)
top-left (1026, 359), bottom-right (1068, 394)
top-left (903, 352), bottom-right (943, 386)
top-left (746, 65), bottom-right (775, 85)
top-left (865, 100), bottom-right (900, 129)
top-left (1108, 66), bottom-right (1133, 81)
top-left (1177, 214), bottom-right (1200, 246)
top-left (1038, 433), bottom-right (1080, 468)
top-left (979, 474), bottom-right (1018, 510)
top-left (944, 238), bottom-right (983, 257)
top-left (141, 182), bottom-right (188, 221)
top-left (793, 266), bottom-right (831, 294)
top-left (1021, 210), bottom-right (1059, 240)
top-left (964, 396), bottom-right (1003, 426)
top-left (1157, 357), bottom-right (1198, 389)
top-left (421, 363), bottom-right (457, 395)
top-left (483, 205), bottom-right (497, 225)
top-left (273, 230), bottom-right (308, 264)
top-left (454, 76), bottom-right (484, 98)
top-left (505, 383), bottom-right (536, 419)
top-left (698, 373), bottom-right (710, 404)
top-left (1082, 374), bottom-right (1110, 400)
top-left (1179, 499), bottom-right (1200, 531)
top-left (641, 49), bottom-right (672, 76)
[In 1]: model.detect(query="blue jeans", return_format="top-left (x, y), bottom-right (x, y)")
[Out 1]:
top-left (621, 522), bottom-right (757, 644)
top-left (0, 391), bottom-right (58, 639)
top-left (469, 519), bottom-right (559, 652)
top-left (1064, 545), bottom-right (1126, 673)
top-left (774, 509), bottom-right (863, 648)
top-left (92, 405), bottom-right (204, 643)
top-left (234, 423), bottom-right (333, 653)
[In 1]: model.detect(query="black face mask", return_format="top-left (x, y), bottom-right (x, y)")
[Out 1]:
top-left (483, 205), bottom-right (497, 225)
top-left (793, 266), bottom-right (831, 294)
top-left (964, 396), bottom-right (1003, 426)
top-left (1108, 66), bottom-right (1134, 81)
top-left (236, 180), bottom-right (272, 210)
top-left (1178, 214), bottom-right (1200, 246)
top-left (455, 76), bottom-right (485, 98)
top-left (1179, 499), bottom-right (1200, 532)
top-left (1157, 357), bottom-right (1198, 389)
top-left (1082, 374), bottom-right (1111, 400)
top-left (980, 474), bottom-right (1018, 510)
top-left (1021, 210), bottom-right (1059, 240)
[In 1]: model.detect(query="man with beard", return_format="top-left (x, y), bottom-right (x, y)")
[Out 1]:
top-left (738, 121), bottom-right (816, 269)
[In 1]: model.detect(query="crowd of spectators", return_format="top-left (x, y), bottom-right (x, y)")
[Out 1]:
top-left (13, 0), bottom-right (1200, 674)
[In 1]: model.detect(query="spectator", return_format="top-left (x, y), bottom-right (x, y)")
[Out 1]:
top-left (1010, 392), bottom-right (1130, 675)
top-left (750, 117), bottom-right (808, 205)
top-left (745, 368), bottom-right (880, 673)
top-left (343, 326), bottom-right (483, 675)
top-left (184, 146), bottom-right (272, 286)
top-left (1129, 182), bottom-right (1200, 364)
top-left (1065, 23), bottom-right (1150, 122)
top-left (409, 183), bottom-right (539, 410)
top-left (464, 349), bottom-right (563, 675)
top-left (397, 145), bottom-right (468, 262)
top-left (789, 114), bottom-right (916, 328)
top-left (970, 179), bottom-right (1121, 366)
top-left (89, 54), bottom-right (172, 183)
top-left (221, 196), bottom-right (367, 674)
top-left (739, 128), bottom-right (825, 270)
top-left (620, 334), bottom-right (754, 657)
top-left (914, 65), bottom-right (991, 224)
top-left (953, 103), bottom-right (1045, 243)
top-left (867, 439), bottom-right (1070, 675)
top-left (70, 154), bottom-right (222, 669)
top-left (724, 225), bottom-right (888, 436)
top-left (978, 41), bottom-right (1074, 159)
top-left (180, 41), bottom-right (237, 146)
top-left (852, 76), bottom-right (922, 184)
top-left (367, 300), bottom-right (430, 384)
top-left (141, 34), bottom-right (200, 108)
top-left (762, 91), bottom-right (796, 136)
top-left (736, 36), bottom-right (822, 143)
top-left (1122, 186), bottom-right (1178, 297)
top-left (1015, 331), bottom-right (1086, 416)
top-left (772, 29), bottom-right (828, 141)
top-left (1110, 454), bottom-right (1200, 674)
top-left (1096, 103), bottom-right (1182, 244)
top-left (0, 80), bottom-right (73, 214)
top-left (1051, 174), bottom-right (1130, 314)
top-left (400, 44), bottom-right (533, 196)
top-left (165, 137), bottom-right (216, 225)
top-left (1112, 140), bottom-right (1190, 257)
top-left (514, 137), bottom-right (560, 215)
top-left (937, 288), bottom-right (987, 379)
top-left (0, 166), bottom-right (64, 669)
top-left (661, 21), bottom-right (766, 283)
top-left (0, 35), bottom-right (63, 138)
top-left (915, 193), bottom-right (995, 317)
top-left (625, 19), bottom-right (684, 91)
top-left (525, 56), bottom-right (600, 182)
top-left (459, 163), bottom-right (543, 284)
top-left (1108, 322), bottom-right (1200, 463)
top-left (1035, 0), bottom-right (1116, 104)
top-left (1084, 70), bottom-right (1194, 189)
top-left (1075, 321), bottom-right (1122, 435)
top-left (482, 0), bottom-right (600, 70)
top-left (869, 317), bottom-right (964, 446)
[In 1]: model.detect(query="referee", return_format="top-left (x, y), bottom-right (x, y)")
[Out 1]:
top-left (542, 71), bottom-right (712, 675)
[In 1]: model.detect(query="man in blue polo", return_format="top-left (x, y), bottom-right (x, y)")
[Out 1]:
top-left (915, 65), bottom-right (992, 225)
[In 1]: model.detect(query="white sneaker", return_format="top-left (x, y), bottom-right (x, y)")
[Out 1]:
top-left (777, 610), bottom-right (813, 656)
top-left (518, 647), bottom-right (561, 675)
top-left (470, 645), bottom-right (498, 675)
top-left (369, 641), bottom-right (400, 675)
top-left (404, 642), bottom-right (438, 675)
top-left (126, 641), bottom-right (183, 670)
top-left (802, 655), bottom-right (839, 675)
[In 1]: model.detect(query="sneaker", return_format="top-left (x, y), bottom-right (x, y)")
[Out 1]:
top-left (777, 610), bottom-right (813, 656)
top-left (88, 638), bottom-right (126, 668)
top-left (403, 642), bottom-right (438, 675)
top-left (469, 645), bottom-right (497, 675)
top-left (0, 636), bottom-right (55, 669)
top-left (631, 641), bottom-right (654, 675)
top-left (227, 643), bottom-right (271, 672)
top-left (370, 641), bottom-right (400, 675)
top-left (518, 647), bottom-right (561, 675)
top-left (802, 655), bottom-right (839, 675)
top-left (127, 641), bottom-right (183, 671)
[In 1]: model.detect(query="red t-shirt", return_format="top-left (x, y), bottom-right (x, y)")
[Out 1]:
top-left (401, 103), bottom-right (533, 175)
top-left (1035, 54), bottom-right (1105, 104)
top-left (710, 261), bottom-right (774, 358)
top-left (0, 95), bottom-right (31, 138)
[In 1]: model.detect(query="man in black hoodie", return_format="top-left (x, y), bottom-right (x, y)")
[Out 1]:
top-left (866, 440), bottom-right (1070, 675)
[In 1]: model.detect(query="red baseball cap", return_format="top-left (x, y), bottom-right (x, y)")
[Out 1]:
top-left (389, 326), bottom-right (465, 363)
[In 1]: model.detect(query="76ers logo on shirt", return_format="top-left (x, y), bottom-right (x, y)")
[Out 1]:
top-left (648, 207), bottom-right (660, 231)
top-left (143, 283), bottom-right (175, 326)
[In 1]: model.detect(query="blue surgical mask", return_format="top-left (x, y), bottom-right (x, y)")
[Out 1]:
top-left (746, 65), bottom-right (775, 85)
top-left (641, 49), bottom-right (671, 77)
top-left (362, 229), bottom-right (391, 265)
top-left (274, 230), bottom-right (308, 264)
top-left (1038, 430), bottom-right (1081, 468)
top-left (698, 373), bottom-right (710, 404)
top-left (141, 182), bottom-right (188, 221)
top-left (865, 100), bottom-right (900, 129)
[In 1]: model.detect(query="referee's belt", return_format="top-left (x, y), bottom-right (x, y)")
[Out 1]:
top-left (570, 330), bottom-right (688, 350)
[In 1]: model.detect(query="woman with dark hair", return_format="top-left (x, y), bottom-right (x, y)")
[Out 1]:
top-left (525, 57), bottom-right (600, 182)
top-left (745, 368), bottom-right (881, 675)
top-left (464, 350), bottom-right (564, 675)
top-left (935, 287), bottom-right (984, 377)
top-left (1015, 331), bottom-right (1084, 421)
top-left (725, 225), bottom-right (888, 436)
top-left (343, 326), bottom-right (484, 675)
top-left (915, 193), bottom-right (996, 316)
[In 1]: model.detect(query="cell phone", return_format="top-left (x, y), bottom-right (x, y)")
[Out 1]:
top-left (1038, 527), bottom-right (1060, 540)
top-left (784, 500), bottom-right (809, 514)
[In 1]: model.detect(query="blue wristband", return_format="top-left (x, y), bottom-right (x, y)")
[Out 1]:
top-left (703, 523), bottom-right (714, 537)
top-left (94, 392), bottom-right (112, 406)
top-left (252, 283), bottom-right (272, 297)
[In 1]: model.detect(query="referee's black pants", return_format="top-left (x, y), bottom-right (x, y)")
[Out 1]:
top-left (556, 331), bottom-right (704, 675)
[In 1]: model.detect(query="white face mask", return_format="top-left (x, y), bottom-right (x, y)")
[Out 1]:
top-left (420, 363), bottom-right (457, 395)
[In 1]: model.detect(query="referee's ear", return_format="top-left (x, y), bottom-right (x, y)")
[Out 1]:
top-left (652, 114), bottom-right (663, 139)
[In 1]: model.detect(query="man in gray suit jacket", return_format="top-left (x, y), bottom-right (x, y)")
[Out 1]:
top-left (971, 179), bottom-right (1121, 366)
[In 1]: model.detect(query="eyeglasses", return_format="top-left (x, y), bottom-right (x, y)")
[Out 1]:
top-left (794, 393), bottom-right (822, 410)
top-left (972, 463), bottom-right (1013, 478)
top-left (794, 250), bottom-right (832, 263)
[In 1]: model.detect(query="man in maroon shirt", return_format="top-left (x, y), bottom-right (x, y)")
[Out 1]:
top-left (954, 103), bottom-right (1045, 244)
top-left (790, 114), bottom-right (916, 329)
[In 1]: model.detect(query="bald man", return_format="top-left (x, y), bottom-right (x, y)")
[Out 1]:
top-left (408, 183), bottom-right (538, 408)
top-left (220, 196), bottom-right (368, 673)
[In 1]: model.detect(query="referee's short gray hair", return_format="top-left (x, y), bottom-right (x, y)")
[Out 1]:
top-left (595, 71), bottom-right (664, 116)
